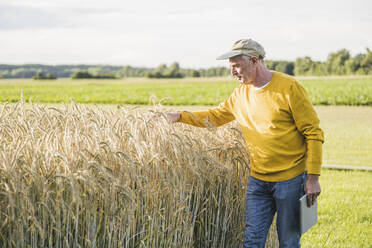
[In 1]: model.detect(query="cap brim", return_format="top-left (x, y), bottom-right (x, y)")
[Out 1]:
top-left (216, 51), bottom-right (243, 60)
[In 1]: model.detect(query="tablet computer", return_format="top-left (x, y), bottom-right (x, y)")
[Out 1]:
top-left (299, 194), bottom-right (317, 235)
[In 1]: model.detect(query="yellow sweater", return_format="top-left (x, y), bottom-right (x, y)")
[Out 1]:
top-left (179, 71), bottom-right (324, 182)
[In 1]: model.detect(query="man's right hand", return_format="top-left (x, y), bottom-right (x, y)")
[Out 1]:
top-left (154, 112), bottom-right (181, 123)
top-left (165, 112), bottom-right (181, 123)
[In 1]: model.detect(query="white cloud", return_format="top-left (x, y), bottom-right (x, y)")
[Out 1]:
top-left (1, 0), bottom-right (371, 67)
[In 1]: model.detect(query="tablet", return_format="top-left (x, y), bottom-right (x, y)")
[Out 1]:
top-left (299, 194), bottom-right (317, 235)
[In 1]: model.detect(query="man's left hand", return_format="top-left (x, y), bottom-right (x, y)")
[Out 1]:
top-left (305, 174), bottom-right (321, 207)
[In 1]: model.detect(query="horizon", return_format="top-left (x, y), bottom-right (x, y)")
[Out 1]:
top-left (1, 0), bottom-right (371, 68)
top-left (1, 46), bottom-right (369, 69)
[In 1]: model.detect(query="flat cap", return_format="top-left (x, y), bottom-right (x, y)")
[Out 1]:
top-left (216, 39), bottom-right (266, 60)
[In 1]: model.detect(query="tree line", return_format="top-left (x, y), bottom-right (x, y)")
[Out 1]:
top-left (294, 48), bottom-right (372, 76)
top-left (0, 48), bottom-right (371, 79)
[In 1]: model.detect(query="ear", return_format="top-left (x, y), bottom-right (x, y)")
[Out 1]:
top-left (251, 56), bottom-right (259, 64)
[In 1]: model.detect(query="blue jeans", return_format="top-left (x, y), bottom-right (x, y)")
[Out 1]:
top-left (244, 172), bottom-right (306, 248)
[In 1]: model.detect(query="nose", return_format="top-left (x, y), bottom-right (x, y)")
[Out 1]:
top-left (231, 67), bottom-right (237, 76)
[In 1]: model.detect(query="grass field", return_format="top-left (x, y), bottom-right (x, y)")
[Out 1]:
top-left (1, 76), bottom-right (372, 105)
top-left (266, 168), bottom-right (372, 248)
top-left (316, 106), bottom-right (372, 167)
top-left (302, 169), bottom-right (372, 248)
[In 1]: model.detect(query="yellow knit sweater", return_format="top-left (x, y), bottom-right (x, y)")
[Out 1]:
top-left (179, 71), bottom-right (324, 182)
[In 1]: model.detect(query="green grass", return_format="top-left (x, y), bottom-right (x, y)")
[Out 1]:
top-left (316, 106), bottom-right (372, 167)
top-left (1, 76), bottom-right (372, 105)
top-left (0, 78), bottom-right (238, 105)
top-left (301, 169), bottom-right (372, 248)
top-left (301, 77), bottom-right (372, 105)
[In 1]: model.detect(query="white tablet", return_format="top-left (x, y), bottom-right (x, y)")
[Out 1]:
top-left (299, 194), bottom-right (318, 235)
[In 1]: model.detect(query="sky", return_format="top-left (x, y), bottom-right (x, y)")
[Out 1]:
top-left (1, 0), bottom-right (371, 68)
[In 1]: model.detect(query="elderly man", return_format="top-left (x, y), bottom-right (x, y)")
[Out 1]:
top-left (166, 39), bottom-right (324, 248)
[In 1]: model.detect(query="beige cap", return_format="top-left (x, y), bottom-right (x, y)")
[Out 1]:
top-left (216, 38), bottom-right (266, 60)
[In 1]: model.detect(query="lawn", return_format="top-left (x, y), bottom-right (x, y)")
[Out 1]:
top-left (265, 168), bottom-right (372, 248)
top-left (0, 76), bottom-right (371, 105)
top-left (301, 169), bottom-right (372, 248)
top-left (316, 106), bottom-right (372, 167)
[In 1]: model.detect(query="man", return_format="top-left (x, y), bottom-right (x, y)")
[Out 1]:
top-left (166, 39), bottom-right (324, 248)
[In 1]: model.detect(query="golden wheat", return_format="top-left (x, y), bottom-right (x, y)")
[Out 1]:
top-left (0, 100), bottom-right (278, 248)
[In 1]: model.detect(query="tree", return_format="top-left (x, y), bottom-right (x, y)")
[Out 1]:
top-left (71, 71), bottom-right (93, 79)
top-left (146, 62), bottom-right (184, 78)
top-left (155, 64), bottom-right (167, 74)
top-left (32, 71), bottom-right (56, 80)
top-left (164, 62), bottom-right (183, 78)
top-left (191, 70), bottom-right (200, 77)
top-left (294, 57), bottom-right (313, 76)
top-left (360, 48), bottom-right (372, 74)
top-left (271, 61), bottom-right (294, 75)
top-left (46, 73), bottom-right (56, 79)
top-left (353, 53), bottom-right (366, 74)
top-left (311, 62), bottom-right (327, 76)
top-left (326, 49), bottom-right (350, 75)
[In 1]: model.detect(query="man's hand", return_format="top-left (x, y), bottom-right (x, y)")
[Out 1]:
top-left (165, 112), bottom-right (181, 123)
top-left (305, 174), bottom-right (321, 207)
top-left (153, 112), bottom-right (181, 123)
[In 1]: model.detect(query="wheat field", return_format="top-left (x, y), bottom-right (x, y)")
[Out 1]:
top-left (0, 100), bottom-right (281, 247)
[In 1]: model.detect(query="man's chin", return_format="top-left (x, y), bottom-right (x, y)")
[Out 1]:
top-left (240, 78), bottom-right (254, 85)
top-left (234, 77), bottom-right (248, 84)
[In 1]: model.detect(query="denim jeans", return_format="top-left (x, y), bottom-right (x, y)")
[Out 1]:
top-left (244, 172), bottom-right (306, 248)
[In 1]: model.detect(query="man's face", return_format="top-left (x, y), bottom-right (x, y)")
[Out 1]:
top-left (229, 55), bottom-right (255, 84)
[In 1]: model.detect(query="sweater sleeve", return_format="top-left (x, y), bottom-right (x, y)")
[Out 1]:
top-left (178, 93), bottom-right (236, 128)
top-left (289, 81), bottom-right (324, 175)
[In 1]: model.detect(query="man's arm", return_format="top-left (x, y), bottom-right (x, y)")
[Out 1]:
top-left (166, 92), bottom-right (236, 127)
top-left (304, 139), bottom-right (323, 206)
top-left (289, 81), bottom-right (324, 206)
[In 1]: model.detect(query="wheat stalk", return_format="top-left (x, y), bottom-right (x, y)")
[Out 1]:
top-left (0, 100), bottom-right (278, 248)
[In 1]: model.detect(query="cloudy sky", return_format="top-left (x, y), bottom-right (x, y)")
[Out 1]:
top-left (1, 0), bottom-right (371, 68)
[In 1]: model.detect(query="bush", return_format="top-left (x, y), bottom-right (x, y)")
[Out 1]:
top-left (146, 62), bottom-right (185, 78)
top-left (191, 70), bottom-right (201, 77)
top-left (71, 71), bottom-right (93, 79)
top-left (32, 72), bottom-right (56, 80)
top-left (71, 71), bottom-right (116, 79)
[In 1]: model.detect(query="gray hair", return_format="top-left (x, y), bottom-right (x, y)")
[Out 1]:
top-left (241, 55), bottom-right (265, 65)
top-left (241, 55), bottom-right (251, 62)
